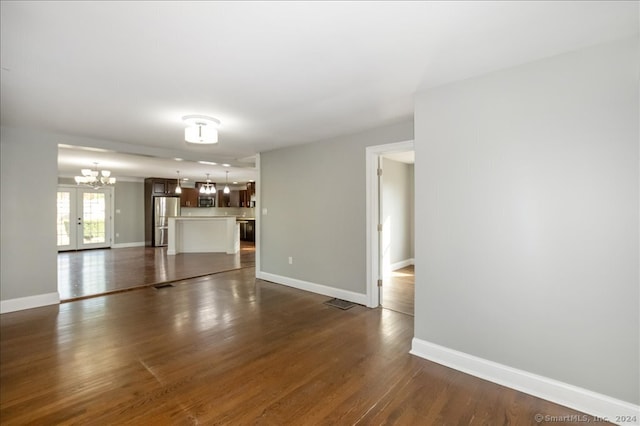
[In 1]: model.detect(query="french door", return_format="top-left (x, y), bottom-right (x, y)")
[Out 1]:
top-left (57, 186), bottom-right (113, 251)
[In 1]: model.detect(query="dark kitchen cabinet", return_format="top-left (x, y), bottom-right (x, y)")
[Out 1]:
top-left (217, 189), bottom-right (231, 207)
top-left (238, 220), bottom-right (255, 242)
top-left (238, 183), bottom-right (256, 207)
top-left (147, 178), bottom-right (179, 196)
top-left (180, 188), bottom-right (199, 207)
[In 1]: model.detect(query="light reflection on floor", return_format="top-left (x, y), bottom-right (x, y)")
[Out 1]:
top-left (57, 242), bottom-right (255, 300)
top-left (382, 265), bottom-right (415, 316)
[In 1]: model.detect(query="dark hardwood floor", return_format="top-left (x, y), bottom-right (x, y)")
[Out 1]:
top-left (57, 241), bottom-right (255, 300)
top-left (1, 267), bottom-right (595, 425)
top-left (383, 265), bottom-right (414, 316)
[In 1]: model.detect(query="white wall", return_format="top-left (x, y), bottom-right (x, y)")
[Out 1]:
top-left (1, 127), bottom-right (59, 307)
top-left (381, 157), bottom-right (414, 271)
top-left (260, 120), bottom-right (414, 298)
top-left (414, 37), bottom-right (639, 405)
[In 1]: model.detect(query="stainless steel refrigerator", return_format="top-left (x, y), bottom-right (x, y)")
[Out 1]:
top-left (153, 197), bottom-right (180, 246)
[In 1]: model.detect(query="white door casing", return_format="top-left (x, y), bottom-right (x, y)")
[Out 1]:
top-left (365, 140), bottom-right (414, 308)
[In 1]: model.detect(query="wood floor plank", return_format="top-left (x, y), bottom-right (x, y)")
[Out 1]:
top-left (1, 267), bottom-right (601, 424)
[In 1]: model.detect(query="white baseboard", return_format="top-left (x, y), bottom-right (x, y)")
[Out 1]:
top-left (257, 271), bottom-right (368, 306)
top-left (111, 241), bottom-right (145, 248)
top-left (411, 338), bottom-right (640, 425)
top-left (391, 258), bottom-right (414, 271)
top-left (0, 292), bottom-right (60, 314)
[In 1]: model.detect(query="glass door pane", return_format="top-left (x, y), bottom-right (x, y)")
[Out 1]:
top-left (58, 186), bottom-right (112, 251)
top-left (57, 190), bottom-right (76, 251)
top-left (78, 189), bottom-right (110, 249)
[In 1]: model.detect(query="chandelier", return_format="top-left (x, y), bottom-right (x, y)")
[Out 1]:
top-left (199, 173), bottom-right (216, 194)
top-left (74, 163), bottom-right (116, 189)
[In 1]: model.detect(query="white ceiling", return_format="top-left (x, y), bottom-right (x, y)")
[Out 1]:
top-left (1, 1), bottom-right (637, 180)
top-left (57, 145), bottom-right (257, 184)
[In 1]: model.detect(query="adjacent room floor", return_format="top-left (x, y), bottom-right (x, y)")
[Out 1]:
top-left (57, 241), bottom-right (255, 300)
top-left (1, 267), bottom-right (590, 424)
top-left (383, 265), bottom-right (415, 316)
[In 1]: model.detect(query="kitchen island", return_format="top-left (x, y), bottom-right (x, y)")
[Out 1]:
top-left (167, 216), bottom-right (240, 255)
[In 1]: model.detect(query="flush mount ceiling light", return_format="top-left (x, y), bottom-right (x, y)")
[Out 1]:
top-left (183, 115), bottom-right (220, 144)
top-left (74, 162), bottom-right (116, 189)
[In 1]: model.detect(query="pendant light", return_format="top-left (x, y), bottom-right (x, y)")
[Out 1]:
top-left (200, 173), bottom-right (216, 194)
top-left (175, 171), bottom-right (182, 194)
top-left (223, 171), bottom-right (230, 194)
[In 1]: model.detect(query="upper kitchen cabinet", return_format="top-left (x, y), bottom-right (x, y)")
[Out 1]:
top-left (217, 189), bottom-right (231, 207)
top-left (180, 188), bottom-right (199, 207)
top-left (246, 182), bottom-right (256, 195)
top-left (239, 182), bottom-right (256, 207)
top-left (146, 178), bottom-right (179, 196)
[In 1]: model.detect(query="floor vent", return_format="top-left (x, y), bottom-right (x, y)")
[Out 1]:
top-left (153, 283), bottom-right (174, 289)
top-left (324, 298), bottom-right (355, 310)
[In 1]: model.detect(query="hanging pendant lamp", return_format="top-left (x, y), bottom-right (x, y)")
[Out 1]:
top-left (175, 171), bottom-right (182, 194)
top-left (224, 171), bottom-right (230, 194)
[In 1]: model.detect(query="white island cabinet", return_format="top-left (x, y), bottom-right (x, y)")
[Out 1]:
top-left (167, 216), bottom-right (239, 255)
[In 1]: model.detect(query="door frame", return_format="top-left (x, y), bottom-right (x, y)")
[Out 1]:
top-left (365, 140), bottom-right (414, 308)
top-left (57, 184), bottom-right (115, 251)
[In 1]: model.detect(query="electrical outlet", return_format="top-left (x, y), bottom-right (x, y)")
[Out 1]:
top-left (288, 256), bottom-right (293, 265)
top-left (262, 208), bottom-right (268, 215)
top-left (115, 233), bottom-right (119, 238)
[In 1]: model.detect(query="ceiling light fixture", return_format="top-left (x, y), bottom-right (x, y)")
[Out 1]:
top-left (200, 173), bottom-right (216, 194)
top-left (74, 162), bottom-right (116, 189)
top-left (224, 171), bottom-right (230, 194)
top-left (175, 171), bottom-right (182, 194)
top-left (183, 115), bottom-right (220, 144)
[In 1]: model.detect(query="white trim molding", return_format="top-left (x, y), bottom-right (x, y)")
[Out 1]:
top-left (365, 139), bottom-right (415, 308)
top-left (0, 292), bottom-right (60, 314)
top-left (390, 258), bottom-right (414, 272)
top-left (411, 338), bottom-right (640, 425)
top-left (257, 271), bottom-right (368, 306)
top-left (111, 241), bottom-right (145, 248)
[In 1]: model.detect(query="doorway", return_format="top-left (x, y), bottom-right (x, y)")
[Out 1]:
top-left (57, 185), bottom-right (113, 251)
top-left (365, 140), bottom-right (415, 311)
top-left (380, 153), bottom-right (415, 315)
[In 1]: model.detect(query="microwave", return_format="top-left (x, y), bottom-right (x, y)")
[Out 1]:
top-left (198, 197), bottom-right (214, 207)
